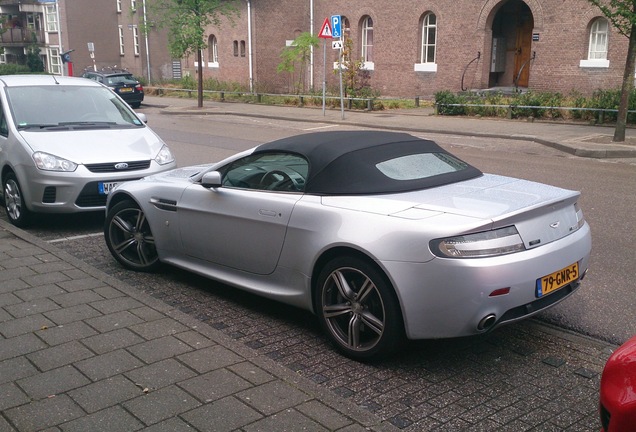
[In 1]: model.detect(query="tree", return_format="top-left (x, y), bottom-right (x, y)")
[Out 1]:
top-left (277, 32), bottom-right (319, 93)
top-left (148, 0), bottom-right (239, 107)
top-left (588, 0), bottom-right (636, 141)
top-left (26, 34), bottom-right (45, 73)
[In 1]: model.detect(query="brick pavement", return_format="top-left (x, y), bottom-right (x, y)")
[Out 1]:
top-left (0, 220), bottom-right (398, 432)
top-left (1, 216), bottom-right (617, 431)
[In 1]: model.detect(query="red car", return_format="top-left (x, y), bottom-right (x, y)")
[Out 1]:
top-left (600, 335), bottom-right (636, 431)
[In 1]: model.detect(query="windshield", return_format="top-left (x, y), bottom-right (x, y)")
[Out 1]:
top-left (106, 75), bottom-right (137, 85)
top-left (6, 85), bottom-right (144, 129)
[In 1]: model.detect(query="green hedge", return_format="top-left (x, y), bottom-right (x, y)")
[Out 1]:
top-left (434, 89), bottom-right (636, 124)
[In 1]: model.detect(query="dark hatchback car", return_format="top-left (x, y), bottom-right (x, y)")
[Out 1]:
top-left (82, 69), bottom-right (144, 108)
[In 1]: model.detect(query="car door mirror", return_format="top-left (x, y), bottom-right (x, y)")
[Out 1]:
top-left (136, 113), bottom-right (147, 123)
top-left (201, 171), bottom-right (223, 189)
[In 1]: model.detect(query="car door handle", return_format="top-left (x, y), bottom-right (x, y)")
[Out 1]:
top-left (259, 209), bottom-right (278, 217)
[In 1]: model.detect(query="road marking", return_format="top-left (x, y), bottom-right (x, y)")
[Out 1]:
top-left (47, 232), bottom-right (103, 244)
top-left (304, 124), bottom-right (339, 131)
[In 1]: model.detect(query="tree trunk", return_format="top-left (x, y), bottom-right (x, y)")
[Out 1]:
top-left (614, 20), bottom-right (636, 141)
top-left (197, 49), bottom-right (204, 108)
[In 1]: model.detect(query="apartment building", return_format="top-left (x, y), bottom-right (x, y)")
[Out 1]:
top-left (0, 0), bottom-right (171, 81)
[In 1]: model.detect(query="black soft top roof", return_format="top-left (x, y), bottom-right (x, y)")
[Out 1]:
top-left (254, 131), bottom-right (482, 194)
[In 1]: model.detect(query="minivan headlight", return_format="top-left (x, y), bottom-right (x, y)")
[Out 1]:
top-left (430, 226), bottom-right (526, 258)
top-left (32, 152), bottom-right (77, 172)
top-left (155, 145), bottom-right (175, 165)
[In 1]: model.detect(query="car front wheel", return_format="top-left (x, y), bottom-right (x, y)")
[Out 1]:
top-left (3, 172), bottom-right (31, 227)
top-left (105, 200), bottom-right (160, 272)
top-left (315, 256), bottom-right (404, 360)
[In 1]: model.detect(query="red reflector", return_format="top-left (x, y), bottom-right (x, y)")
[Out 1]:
top-left (489, 288), bottom-right (510, 297)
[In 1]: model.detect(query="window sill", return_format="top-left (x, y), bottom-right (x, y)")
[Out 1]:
top-left (414, 63), bottom-right (437, 72)
top-left (361, 61), bottom-right (374, 71)
top-left (579, 59), bottom-right (609, 68)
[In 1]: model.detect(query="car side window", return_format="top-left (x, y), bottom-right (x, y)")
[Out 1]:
top-left (0, 103), bottom-right (8, 137)
top-left (221, 152), bottom-right (308, 192)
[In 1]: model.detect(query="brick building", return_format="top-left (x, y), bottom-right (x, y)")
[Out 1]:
top-left (188, 0), bottom-right (628, 98)
top-left (0, 0), bottom-right (628, 98)
top-left (0, 0), bottom-right (172, 81)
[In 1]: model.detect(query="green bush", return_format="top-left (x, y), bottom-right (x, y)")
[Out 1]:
top-left (0, 64), bottom-right (31, 75)
top-left (434, 90), bottom-right (466, 115)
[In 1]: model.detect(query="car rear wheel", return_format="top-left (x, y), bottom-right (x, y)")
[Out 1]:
top-left (105, 200), bottom-right (160, 272)
top-left (3, 172), bottom-right (31, 227)
top-left (315, 256), bottom-right (404, 360)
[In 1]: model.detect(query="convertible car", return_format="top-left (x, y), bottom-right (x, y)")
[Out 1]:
top-left (104, 131), bottom-right (592, 360)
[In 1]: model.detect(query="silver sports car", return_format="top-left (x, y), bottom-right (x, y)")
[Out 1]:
top-left (104, 131), bottom-right (592, 360)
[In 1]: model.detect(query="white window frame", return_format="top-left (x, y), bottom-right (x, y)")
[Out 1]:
top-left (133, 26), bottom-right (140, 56)
top-left (26, 13), bottom-right (36, 30)
top-left (580, 18), bottom-right (609, 68)
top-left (118, 26), bottom-right (125, 55)
top-left (45, 5), bottom-right (58, 32)
top-left (361, 16), bottom-right (374, 70)
top-left (209, 35), bottom-right (219, 67)
top-left (131, 0), bottom-right (137, 12)
top-left (117, 0), bottom-right (122, 13)
top-left (47, 47), bottom-right (61, 75)
top-left (415, 13), bottom-right (438, 72)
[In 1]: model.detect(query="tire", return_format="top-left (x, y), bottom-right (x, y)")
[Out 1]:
top-left (104, 199), bottom-right (160, 272)
top-left (315, 256), bottom-right (404, 361)
top-left (2, 172), bottom-right (31, 228)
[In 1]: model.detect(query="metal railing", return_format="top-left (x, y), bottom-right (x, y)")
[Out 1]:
top-left (146, 87), bottom-right (378, 110)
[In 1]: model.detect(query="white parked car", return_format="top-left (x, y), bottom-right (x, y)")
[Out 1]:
top-left (0, 74), bottom-right (176, 227)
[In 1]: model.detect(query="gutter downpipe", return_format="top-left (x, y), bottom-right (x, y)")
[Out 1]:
top-left (142, 0), bottom-right (151, 82)
top-left (55, 0), bottom-right (64, 76)
top-left (247, 0), bottom-right (254, 93)
top-left (310, 0), bottom-right (314, 89)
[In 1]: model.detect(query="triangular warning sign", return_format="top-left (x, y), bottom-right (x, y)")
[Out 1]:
top-left (318, 18), bottom-right (332, 39)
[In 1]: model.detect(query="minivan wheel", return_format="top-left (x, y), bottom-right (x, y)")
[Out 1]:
top-left (3, 172), bottom-right (31, 227)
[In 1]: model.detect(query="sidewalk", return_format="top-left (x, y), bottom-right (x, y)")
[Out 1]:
top-left (0, 221), bottom-right (398, 432)
top-left (147, 94), bottom-right (636, 160)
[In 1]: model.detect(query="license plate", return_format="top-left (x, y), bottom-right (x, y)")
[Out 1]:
top-left (98, 182), bottom-right (118, 195)
top-left (536, 262), bottom-right (579, 297)
top-left (118, 87), bottom-right (133, 93)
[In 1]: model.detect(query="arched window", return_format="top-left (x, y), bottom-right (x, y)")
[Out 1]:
top-left (421, 13), bottom-right (436, 64)
top-left (361, 16), bottom-right (373, 64)
top-left (588, 18), bottom-right (608, 60)
top-left (208, 35), bottom-right (218, 65)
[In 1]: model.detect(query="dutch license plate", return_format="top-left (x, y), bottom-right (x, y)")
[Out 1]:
top-left (98, 181), bottom-right (118, 195)
top-left (119, 87), bottom-right (133, 93)
top-left (536, 262), bottom-right (579, 297)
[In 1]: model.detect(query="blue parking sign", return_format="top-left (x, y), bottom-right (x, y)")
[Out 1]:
top-left (331, 15), bottom-right (341, 38)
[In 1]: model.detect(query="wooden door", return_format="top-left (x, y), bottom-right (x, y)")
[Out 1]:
top-left (514, 16), bottom-right (534, 87)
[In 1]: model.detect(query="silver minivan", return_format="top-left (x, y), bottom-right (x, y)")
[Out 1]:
top-left (0, 75), bottom-right (176, 227)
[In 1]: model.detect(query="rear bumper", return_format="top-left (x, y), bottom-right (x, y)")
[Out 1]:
top-left (381, 223), bottom-right (592, 340)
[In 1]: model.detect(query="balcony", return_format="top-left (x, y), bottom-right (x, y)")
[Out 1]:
top-left (0, 27), bottom-right (44, 45)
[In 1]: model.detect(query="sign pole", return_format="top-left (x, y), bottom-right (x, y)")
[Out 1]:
top-left (317, 17), bottom-right (333, 116)
top-left (322, 39), bottom-right (326, 116)
top-left (339, 44), bottom-right (344, 120)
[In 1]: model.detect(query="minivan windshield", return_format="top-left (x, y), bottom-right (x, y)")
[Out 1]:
top-left (6, 85), bottom-right (144, 130)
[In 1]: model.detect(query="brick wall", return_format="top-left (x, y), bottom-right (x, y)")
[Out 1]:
top-left (187, 0), bottom-right (628, 99)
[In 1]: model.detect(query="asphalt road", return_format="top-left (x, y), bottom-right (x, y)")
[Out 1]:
top-left (3, 108), bottom-right (635, 430)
